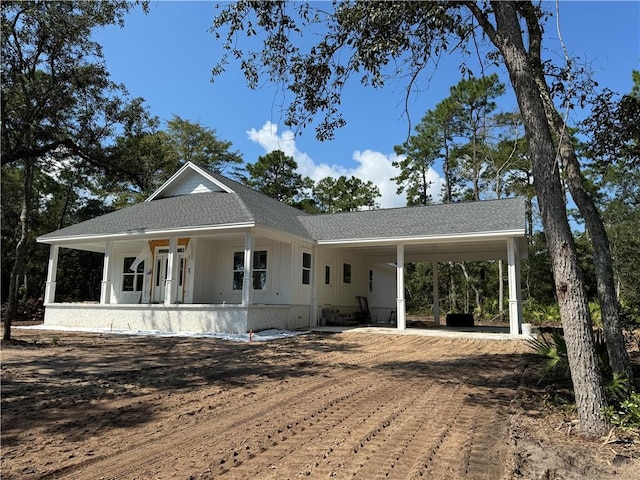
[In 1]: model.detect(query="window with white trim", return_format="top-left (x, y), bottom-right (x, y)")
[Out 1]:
top-left (252, 250), bottom-right (268, 289)
top-left (302, 252), bottom-right (311, 285)
top-left (122, 257), bottom-right (144, 292)
top-left (233, 252), bottom-right (244, 290)
top-left (233, 250), bottom-right (268, 290)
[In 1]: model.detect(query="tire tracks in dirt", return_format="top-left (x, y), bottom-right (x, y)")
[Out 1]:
top-left (4, 332), bottom-right (524, 480)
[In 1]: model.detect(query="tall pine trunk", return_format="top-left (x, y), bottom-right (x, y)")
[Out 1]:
top-left (535, 86), bottom-right (631, 379)
top-left (559, 132), bottom-right (630, 379)
top-left (486, 1), bottom-right (608, 435)
top-left (5, 159), bottom-right (35, 341)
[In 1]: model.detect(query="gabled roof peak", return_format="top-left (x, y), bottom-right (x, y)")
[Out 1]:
top-left (145, 162), bottom-right (234, 202)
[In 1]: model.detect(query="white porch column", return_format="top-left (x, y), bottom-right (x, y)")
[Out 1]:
top-left (242, 234), bottom-right (253, 307)
top-left (507, 238), bottom-right (523, 335)
top-left (311, 246), bottom-right (318, 326)
top-left (432, 261), bottom-right (440, 326)
top-left (396, 243), bottom-right (406, 330)
top-left (100, 242), bottom-right (113, 304)
top-left (43, 245), bottom-right (59, 304)
top-left (164, 237), bottom-right (178, 306)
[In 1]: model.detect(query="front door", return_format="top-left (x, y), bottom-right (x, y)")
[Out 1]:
top-left (153, 250), bottom-right (169, 303)
top-left (152, 247), bottom-right (186, 303)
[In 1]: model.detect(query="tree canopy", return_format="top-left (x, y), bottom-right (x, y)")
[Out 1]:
top-left (312, 175), bottom-right (380, 213)
top-left (241, 150), bottom-right (312, 204)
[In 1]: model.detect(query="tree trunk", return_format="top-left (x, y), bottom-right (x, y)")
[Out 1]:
top-left (526, 195), bottom-right (534, 242)
top-left (487, 1), bottom-right (608, 435)
top-left (536, 86), bottom-right (631, 379)
top-left (5, 159), bottom-right (35, 341)
top-left (559, 132), bottom-right (631, 379)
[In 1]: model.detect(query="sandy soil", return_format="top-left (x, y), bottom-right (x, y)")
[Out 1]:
top-left (2, 328), bottom-right (638, 480)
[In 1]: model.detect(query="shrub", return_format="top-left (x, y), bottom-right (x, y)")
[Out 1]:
top-left (526, 329), bottom-right (569, 377)
top-left (523, 300), bottom-right (561, 325)
top-left (602, 392), bottom-right (640, 431)
top-left (528, 328), bottom-right (640, 431)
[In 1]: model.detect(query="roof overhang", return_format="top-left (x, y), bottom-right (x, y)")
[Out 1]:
top-left (36, 222), bottom-right (256, 252)
top-left (317, 230), bottom-right (527, 262)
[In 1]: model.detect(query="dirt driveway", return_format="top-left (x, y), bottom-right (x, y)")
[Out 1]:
top-left (1, 329), bottom-right (637, 479)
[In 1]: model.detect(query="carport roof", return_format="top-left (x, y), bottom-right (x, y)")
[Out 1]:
top-left (300, 197), bottom-right (525, 242)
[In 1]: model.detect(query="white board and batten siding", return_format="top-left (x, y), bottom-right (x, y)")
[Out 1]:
top-left (315, 248), bottom-right (367, 311)
top-left (154, 169), bottom-right (226, 199)
top-left (206, 237), bottom-right (293, 305)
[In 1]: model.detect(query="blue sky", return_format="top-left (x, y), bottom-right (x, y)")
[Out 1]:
top-left (94, 1), bottom-right (639, 208)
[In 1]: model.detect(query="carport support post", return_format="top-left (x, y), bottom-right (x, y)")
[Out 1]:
top-left (242, 234), bottom-right (253, 307)
top-left (432, 261), bottom-right (440, 326)
top-left (100, 241), bottom-right (113, 304)
top-left (164, 237), bottom-right (177, 306)
top-left (44, 244), bottom-right (59, 304)
top-left (507, 238), bottom-right (523, 335)
top-left (396, 243), bottom-right (406, 330)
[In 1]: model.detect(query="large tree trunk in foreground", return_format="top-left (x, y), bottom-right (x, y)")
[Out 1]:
top-left (5, 159), bottom-right (35, 341)
top-left (536, 87), bottom-right (632, 379)
top-left (558, 128), bottom-right (631, 379)
top-left (484, 1), bottom-right (608, 435)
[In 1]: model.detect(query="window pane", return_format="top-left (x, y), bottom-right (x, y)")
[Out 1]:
top-left (233, 272), bottom-right (244, 290)
top-left (123, 257), bottom-right (135, 271)
top-left (302, 269), bottom-right (310, 285)
top-left (233, 252), bottom-right (244, 271)
top-left (254, 251), bottom-right (267, 269)
top-left (136, 274), bottom-right (144, 292)
top-left (253, 271), bottom-right (267, 290)
top-left (343, 263), bottom-right (351, 284)
top-left (325, 266), bottom-right (331, 284)
top-left (136, 261), bottom-right (145, 273)
top-left (123, 275), bottom-right (134, 291)
top-left (303, 252), bottom-right (311, 269)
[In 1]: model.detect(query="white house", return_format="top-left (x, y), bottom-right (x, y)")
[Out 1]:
top-left (37, 162), bottom-right (528, 335)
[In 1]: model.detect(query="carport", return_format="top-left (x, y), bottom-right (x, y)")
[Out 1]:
top-left (303, 198), bottom-right (527, 336)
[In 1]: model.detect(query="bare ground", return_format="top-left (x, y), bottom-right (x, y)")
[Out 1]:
top-left (1, 328), bottom-right (638, 480)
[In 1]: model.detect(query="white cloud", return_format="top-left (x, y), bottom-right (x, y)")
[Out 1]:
top-left (247, 121), bottom-right (444, 208)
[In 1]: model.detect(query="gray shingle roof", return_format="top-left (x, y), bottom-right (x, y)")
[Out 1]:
top-left (38, 193), bottom-right (250, 240)
top-left (300, 197), bottom-right (525, 241)
top-left (38, 172), bottom-right (312, 241)
top-left (38, 167), bottom-right (525, 243)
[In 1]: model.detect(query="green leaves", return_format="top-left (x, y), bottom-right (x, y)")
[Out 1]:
top-left (166, 115), bottom-right (243, 174)
top-left (312, 175), bottom-right (380, 213)
top-left (1, 1), bottom-right (142, 166)
top-left (393, 73), bottom-right (523, 205)
top-left (527, 330), bottom-right (570, 376)
top-left (242, 150), bottom-right (309, 205)
top-left (211, 1), bottom-right (471, 141)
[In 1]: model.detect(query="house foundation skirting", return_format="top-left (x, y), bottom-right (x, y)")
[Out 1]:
top-left (43, 304), bottom-right (310, 334)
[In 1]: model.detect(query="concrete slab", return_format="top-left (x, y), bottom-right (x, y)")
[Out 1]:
top-left (311, 325), bottom-right (533, 341)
